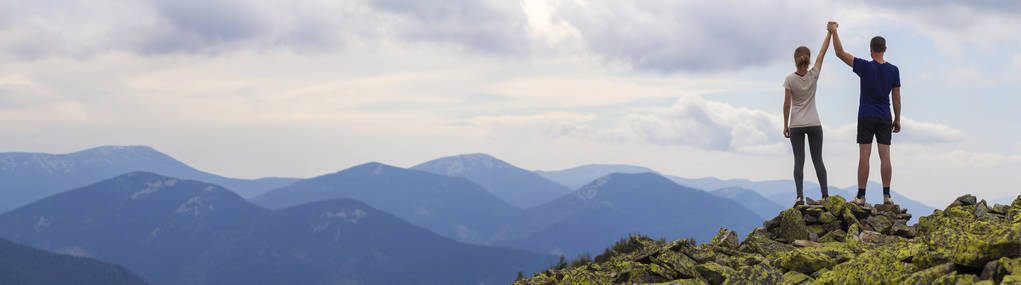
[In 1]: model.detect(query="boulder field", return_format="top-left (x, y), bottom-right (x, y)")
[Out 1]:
top-left (514, 194), bottom-right (1021, 285)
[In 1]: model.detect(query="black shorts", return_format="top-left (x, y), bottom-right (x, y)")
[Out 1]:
top-left (857, 117), bottom-right (893, 145)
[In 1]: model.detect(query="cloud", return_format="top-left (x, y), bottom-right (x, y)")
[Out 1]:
top-left (366, 0), bottom-right (530, 53)
top-left (550, 0), bottom-right (830, 72)
top-left (829, 118), bottom-right (964, 145)
top-left (0, 0), bottom-right (531, 59)
top-left (549, 95), bottom-right (786, 153)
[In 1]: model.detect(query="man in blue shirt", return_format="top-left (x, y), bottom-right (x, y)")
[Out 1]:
top-left (829, 22), bottom-right (902, 205)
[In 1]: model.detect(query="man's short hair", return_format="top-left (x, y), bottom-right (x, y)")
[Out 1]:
top-left (871, 36), bottom-right (886, 53)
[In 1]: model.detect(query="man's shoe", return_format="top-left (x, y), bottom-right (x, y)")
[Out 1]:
top-left (883, 196), bottom-right (895, 205)
top-left (852, 197), bottom-right (866, 205)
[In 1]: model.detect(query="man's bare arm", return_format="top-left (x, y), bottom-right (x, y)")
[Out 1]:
top-left (814, 31), bottom-right (832, 71)
top-left (830, 24), bottom-right (854, 67)
top-left (892, 87), bottom-right (901, 133)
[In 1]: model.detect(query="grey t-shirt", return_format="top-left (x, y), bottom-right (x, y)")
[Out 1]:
top-left (784, 67), bottom-right (822, 128)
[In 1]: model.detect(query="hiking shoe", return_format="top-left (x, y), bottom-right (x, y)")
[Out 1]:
top-left (793, 197), bottom-right (805, 207)
top-left (883, 196), bottom-right (895, 205)
top-left (852, 197), bottom-right (866, 205)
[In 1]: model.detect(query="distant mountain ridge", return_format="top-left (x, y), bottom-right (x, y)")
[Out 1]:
top-left (253, 162), bottom-right (523, 244)
top-left (710, 187), bottom-right (786, 220)
top-left (535, 164), bottom-right (655, 190)
top-left (0, 172), bottom-right (553, 285)
top-left (0, 238), bottom-right (151, 285)
top-left (0, 146), bottom-right (298, 213)
top-left (528, 163), bottom-right (934, 224)
top-left (412, 154), bottom-right (572, 209)
top-left (499, 172), bottom-right (763, 257)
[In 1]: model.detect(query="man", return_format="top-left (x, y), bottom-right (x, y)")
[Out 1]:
top-left (829, 22), bottom-right (902, 205)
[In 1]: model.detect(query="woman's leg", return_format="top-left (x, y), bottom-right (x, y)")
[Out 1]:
top-left (807, 126), bottom-right (828, 197)
top-left (791, 127), bottom-right (807, 199)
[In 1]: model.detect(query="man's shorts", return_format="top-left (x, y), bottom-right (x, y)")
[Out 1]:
top-left (857, 117), bottom-right (892, 145)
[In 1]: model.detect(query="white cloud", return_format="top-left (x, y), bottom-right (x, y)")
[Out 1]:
top-left (547, 95), bottom-right (786, 153)
top-left (828, 118), bottom-right (964, 146)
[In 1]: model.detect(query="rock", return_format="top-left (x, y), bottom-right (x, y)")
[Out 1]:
top-left (840, 207), bottom-right (861, 229)
top-left (915, 210), bottom-right (1021, 268)
top-left (695, 262), bottom-right (734, 285)
top-left (793, 240), bottom-right (822, 248)
top-left (930, 272), bottom-right (979, 285)
top-left (804, 214), bottom-right (819, 224)
top-left (874, 203), bottom-right (901, 214)
top-left (992, 204), bottom-right (1010, 215)
top-left (975, 202), bottom-right (989, 218)
top-left (808, 231), bottom-right (818, 242)
top-left (777, 248), bottom-right (839, 274)
top-left (956, 194), bottom-right (978, 206)
top-left (890, 223), bottom-right (916, 238)
top-left (806, 197), bottom-right (818, 205)
top-left (823, 195), bottom-right (846, 217)
top-left (865, 215), bottom-right (894, 234)
top-left (847, 202), bottom-right (868, 219)
top-left (781, 270), bottom-right (811, 285)
top-left (859, 230), bottom-right (884, 243)
top-left (711, 228), bottom-right (740, 249)
top-left (773, 208), bottom-right (809, 243)
top-left (818, 230), bottom-right (846, 243)
top-left (903, 263), bottom-right (956, 284)
top-left (724, 263), bottom-right (782, 285)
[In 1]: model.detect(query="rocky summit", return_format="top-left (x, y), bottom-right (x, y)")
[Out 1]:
top-left (514, 194), bottom-right (1021, 285)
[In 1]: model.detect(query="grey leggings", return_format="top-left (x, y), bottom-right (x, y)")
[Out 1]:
top-left (791, 126), bottom-right (828, 198)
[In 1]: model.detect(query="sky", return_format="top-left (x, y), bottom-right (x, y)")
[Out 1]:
top-left (1, 0), bottom-right (1019, 206)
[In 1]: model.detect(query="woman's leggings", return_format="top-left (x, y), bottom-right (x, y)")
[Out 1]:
top-left (791, 126), bottom-right (828, 198)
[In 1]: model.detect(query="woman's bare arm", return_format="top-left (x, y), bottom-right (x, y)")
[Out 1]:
top-left (814, 31), bottom-right (832, 71)
top-left (783, 88), bottom-right (792, 138)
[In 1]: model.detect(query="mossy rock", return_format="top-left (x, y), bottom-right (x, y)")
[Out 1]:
top-left (823, 195), bottom-right (846, 216)
top-left (916, 209), bottom-right (1021, 268)
top-left (814, 244), bottom-right (917, 284)
top-left (774, 208), bottom-right (809, 242)
top-left (710, 228), bottom-right (739, 249)
top-left (722, 263), bottom-right (781, 285)
top-left (781, 271), bottom-right (811, 285)
top-left (695, 262), bottom-right (735, 285)
top-left (776, 247), bottom-right (839, 274)
top-left (902, 262), bottom-right (956, 284)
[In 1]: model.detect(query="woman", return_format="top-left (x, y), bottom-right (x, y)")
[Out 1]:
top-left (783, 24), bottom-right (832, 206)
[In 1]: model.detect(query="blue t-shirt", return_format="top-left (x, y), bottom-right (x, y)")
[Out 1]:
top-left (853, 57), bottom-right (900, 120)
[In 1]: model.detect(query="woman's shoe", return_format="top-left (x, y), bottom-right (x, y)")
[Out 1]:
top-left (793, 197), bottom-right (805, 207)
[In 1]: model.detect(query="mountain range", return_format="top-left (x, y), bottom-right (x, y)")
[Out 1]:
top-left (411, 153), bottom-right (572, 209)
top-left (252, 162), bottom-right (522, 244)
top-left (0, 172), bottom-right (552, 285)
top-left (0, 238), bottom-right (150, 285)
top-left (0, 146), bottom-right (298, 213)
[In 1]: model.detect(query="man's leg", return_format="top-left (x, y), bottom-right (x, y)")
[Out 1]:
top-left (857, 144), bottom-right (872, 198)
top-left (878, 144), bottom-right (892, 190)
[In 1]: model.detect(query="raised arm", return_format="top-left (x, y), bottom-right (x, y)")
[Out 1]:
top-left (814, 31), bottom-right (832, 71)
top-left (783, 88), bottom-right (792, 138)
top-left (892, 87), bottom-right (901, 133)
top-left (829, 22), bottom-right (854, 67)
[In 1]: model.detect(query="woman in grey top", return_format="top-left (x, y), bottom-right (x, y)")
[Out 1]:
top-left (783, 24), bottom-right (833, 206)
